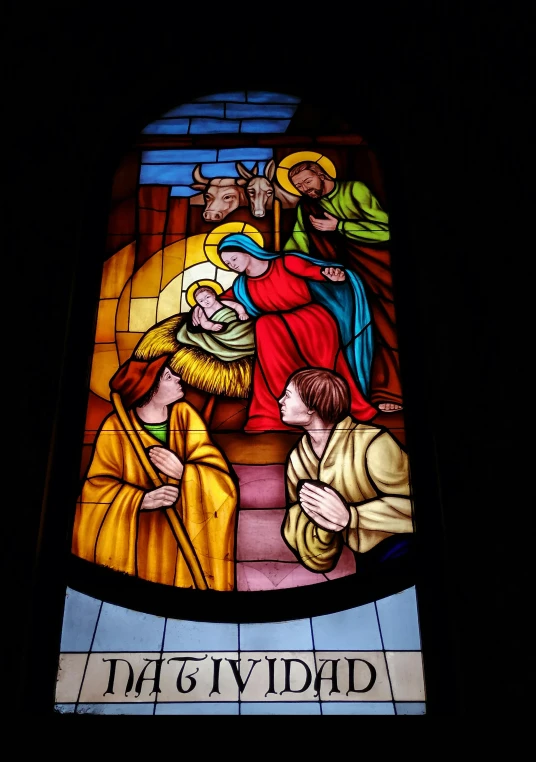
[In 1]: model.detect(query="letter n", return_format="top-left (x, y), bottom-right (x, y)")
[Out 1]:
top-left (102, 658), bottom-right (135, 697)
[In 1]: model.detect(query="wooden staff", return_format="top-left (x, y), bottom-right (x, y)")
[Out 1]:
top-left (111, 392), bottom-right (208, 590)
top-left (274, 197), bottom-right (281, 251)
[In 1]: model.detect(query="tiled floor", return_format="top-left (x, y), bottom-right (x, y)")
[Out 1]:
top-left (55, 585), bottom-right (426, 715)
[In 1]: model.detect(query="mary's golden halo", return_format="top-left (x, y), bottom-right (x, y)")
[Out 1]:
top-left (204, 222), bottom-right (264, 270)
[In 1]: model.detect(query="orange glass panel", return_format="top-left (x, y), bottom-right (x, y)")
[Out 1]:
top-left (162, 239), bottom-right (187, 289)
top-left (94, 298), bottom-right (117, 344)
top-left (83, 391), bottom-right (113, 444)
top-left (116, 280), bottom-right (131, 332)
top-left (129, 298), bottom-right (158, 333)
top-left (137, 235), bottom-right (164, 268)
top-left (131, 250), bottom-right (163, 298)
top-left (105, 234), bottom-right (136, 258)
top-left (157, 273), bottom-right (183, 322)
top-left (89, 343), bottom-right (119, 400)
top-left (116, 331), bottom-right (145, 365)
top-left (184, 234), bottom-right (208, 268)
top-left (100, 243), bottom-right (135, 299)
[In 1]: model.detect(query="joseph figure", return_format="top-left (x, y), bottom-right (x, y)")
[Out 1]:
top-left (283, 160), bottom-right (402, 413)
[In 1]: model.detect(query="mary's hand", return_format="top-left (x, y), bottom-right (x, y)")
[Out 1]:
top-left (192, 305), bottom-right (203, 326)
top-left (148, 447), bottom-right (184, 479)
top-left (321, 266), bottom-right (346, 282)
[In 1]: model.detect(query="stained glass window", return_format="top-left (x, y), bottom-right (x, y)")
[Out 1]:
top-left (54, 90), bottom-right (426, 715)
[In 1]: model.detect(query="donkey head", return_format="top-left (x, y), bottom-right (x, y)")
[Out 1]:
top-left (236, 159), bottom-right (277, 218)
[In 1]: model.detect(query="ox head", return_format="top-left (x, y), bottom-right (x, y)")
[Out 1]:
top-left (191, 164), bottom-right (248, 222)
top-left (236, 159), bottom-right (277, 218)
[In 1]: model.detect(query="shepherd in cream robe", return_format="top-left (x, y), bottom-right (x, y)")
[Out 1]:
top-left (73, 401), bottom-right (237, 591)
top-left (282, 415), bottom-right (414, 573)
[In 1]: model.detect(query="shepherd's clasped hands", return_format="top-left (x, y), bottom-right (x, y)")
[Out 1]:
top-left (298, 481), bottom-right (350, 531)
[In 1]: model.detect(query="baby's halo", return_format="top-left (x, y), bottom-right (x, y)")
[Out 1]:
top-left (186, 279), bottom-right (224, 308)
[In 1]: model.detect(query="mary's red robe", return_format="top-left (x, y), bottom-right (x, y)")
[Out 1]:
top-left (222, 255), bottom-right (377, 432)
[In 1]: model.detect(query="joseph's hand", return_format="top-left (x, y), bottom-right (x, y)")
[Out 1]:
top-left (140, 485), bottom-right (179, 511)
top-left (299, 482), bottom-right (350, 532)
top-left (148, 447), bottom-right (184, 479)
top-left (309, 212), bottom-right (339, 231)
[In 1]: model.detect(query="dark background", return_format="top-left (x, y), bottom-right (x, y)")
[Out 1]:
top-left (5, 2), bottom-right (531, 717)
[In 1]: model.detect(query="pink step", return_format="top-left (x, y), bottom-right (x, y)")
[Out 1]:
top-left (237, 545), bottom-right (356, 591)
top-left (237, 561), bottom-right (327, 591)
top-left (237, 509), bottom-right (296, 562)
top-left (233, 464), bottom-right (286, 509)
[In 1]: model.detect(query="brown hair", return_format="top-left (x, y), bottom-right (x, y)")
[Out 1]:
top-left (194, 286), bottom-right (218, 301)
top-left (289, 161), bottom-right (333, 181)
top-left (290, 368), bottom-right (350, 424)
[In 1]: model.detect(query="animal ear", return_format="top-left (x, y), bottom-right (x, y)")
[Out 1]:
top-left (265, 159), bottom-right (275, 180)
top-left (237, 178), bottom-right (248, 186)
top-left (236, 162), bottom-right (253, 180)
top-left (190, 183), bottom-right (206, 191)
top-left (252, 162), bottom-right (259, 175)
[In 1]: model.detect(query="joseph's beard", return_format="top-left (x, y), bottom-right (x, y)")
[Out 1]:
top-left (306, 187), bottom-right (323, 198)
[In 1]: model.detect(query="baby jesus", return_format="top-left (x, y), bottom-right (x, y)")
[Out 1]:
top-left (191, 286), bottom-right (249, 331)
top-left (175, 286), bottom-right (256, 364)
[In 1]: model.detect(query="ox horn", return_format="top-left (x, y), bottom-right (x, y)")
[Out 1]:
top-left (193, 164), bottom-right (209, 184)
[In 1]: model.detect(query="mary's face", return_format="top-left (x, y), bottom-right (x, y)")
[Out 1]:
top-left (220, 249), bottom-right (250, 272)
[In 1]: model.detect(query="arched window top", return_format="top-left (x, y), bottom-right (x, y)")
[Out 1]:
top-left (142, 90), bottom-right (302, 135)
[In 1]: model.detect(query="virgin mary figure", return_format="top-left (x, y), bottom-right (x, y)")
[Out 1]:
top-left (216, 233), bottom-right (378, 432)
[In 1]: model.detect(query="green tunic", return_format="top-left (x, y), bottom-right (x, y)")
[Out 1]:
top-left (284, 180), bottom-right (390, 253)
top-left (176, 305), bottom-right (255, 361)
top-left (142, 421), bottom-right (168, 444)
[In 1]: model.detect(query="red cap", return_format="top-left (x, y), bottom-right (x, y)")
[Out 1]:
top-left (110, 355), bottom-right (170, 408)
